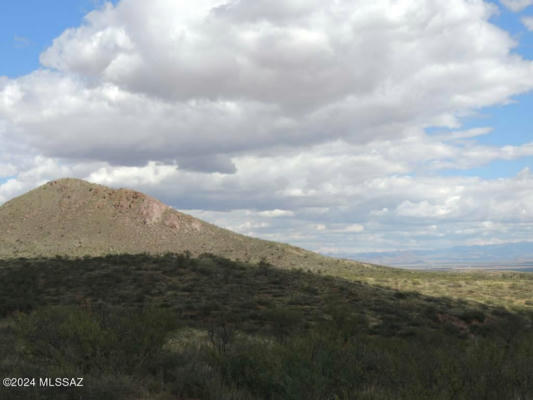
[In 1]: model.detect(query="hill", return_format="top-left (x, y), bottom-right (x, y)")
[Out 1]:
top-left (0, 178), bottom-right (362, 272)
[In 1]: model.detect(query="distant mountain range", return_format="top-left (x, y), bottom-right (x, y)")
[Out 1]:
top-left (348, 242), bottom-right (533, 268)
top-left (0, 178), bottom-right (366, 273)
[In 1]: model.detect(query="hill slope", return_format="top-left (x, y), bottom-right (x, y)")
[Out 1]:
top-left (0, 178), bottom-right (363, 271)
top-left (1, 253), bottom-right (532, 399)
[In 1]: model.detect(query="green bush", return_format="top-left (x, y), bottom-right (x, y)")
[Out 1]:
top-left (14, 305), bottom-right (178, 374)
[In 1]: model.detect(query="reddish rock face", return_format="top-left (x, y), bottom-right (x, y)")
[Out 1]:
top-left (140, 195), bottom-right (169, 225)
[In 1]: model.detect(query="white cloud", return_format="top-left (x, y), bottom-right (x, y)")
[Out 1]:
top-left (500, 0), bottom-right (533, 12)
top-left (340, 224), bottom-right (365, 233)
top-left (1, 0), bottom-right (532, 171)
top-left (88, 161), bottom-right (177, 186)
top-left (0, 179), bottom-right (25, 204)
top-left (522, 16), bottom-right (533, 30)
top-left (258, 209), bottom-right (295, 217)
top-left (434, 127), bottom-right (493, 141)
top-left (0, 163), bottom-right (17, 177)
top-left (396, 197), bottom-right (462, 218)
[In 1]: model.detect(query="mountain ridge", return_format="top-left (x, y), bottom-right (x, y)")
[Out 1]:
top-left (349, 241), bottom-right (533, 268)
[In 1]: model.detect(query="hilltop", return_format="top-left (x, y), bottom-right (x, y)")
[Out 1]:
top-left (0, 178), bottom-right (364, 272)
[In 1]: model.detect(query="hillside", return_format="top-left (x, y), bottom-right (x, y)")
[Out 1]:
top-left (0, 178), bottom-right (362, 272)
top-left (1, 254), bottom-right (532, 399)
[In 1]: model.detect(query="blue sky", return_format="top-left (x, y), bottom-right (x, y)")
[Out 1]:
top-left (0, 0), bottom-right (117, 185)
top-left (433, 91), bottom-right (533, 178)
top-left (480, 2), bottom-right (533, 177)
top-left (0, 1), bottom-right (117, 78)
top-left (430, 2), bottom-right (533, 179)
top-left (1, 0), bottom-right (533, 255)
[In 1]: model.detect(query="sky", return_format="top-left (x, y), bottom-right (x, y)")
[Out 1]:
top-left (0, 0), bottom-right (532, 257)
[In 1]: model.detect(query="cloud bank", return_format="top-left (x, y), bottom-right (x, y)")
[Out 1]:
top-left (1, 0), bottom-right (533, 255)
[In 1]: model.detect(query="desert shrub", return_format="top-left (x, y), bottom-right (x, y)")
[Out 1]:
top-left (324, 304), bottom-right (368, 341)
top-left (208, 321), bottom-right (236, 354)
top-left (0, 266), bottom-right (40, 316)
top-left (14, 305), bottom-right (178, 375)
top-left (458, 309), bottom-right (485, 323)
top-left (262, 307), bottom-right (302, 342)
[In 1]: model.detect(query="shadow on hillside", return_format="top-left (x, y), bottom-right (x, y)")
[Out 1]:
top-left (1, 253), bottom-right (531, 339)
top-left (1, 253), bottom-right (533, 400)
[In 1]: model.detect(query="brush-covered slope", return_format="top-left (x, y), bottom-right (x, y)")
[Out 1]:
top-left (0, 178), bottom-right (362, 271)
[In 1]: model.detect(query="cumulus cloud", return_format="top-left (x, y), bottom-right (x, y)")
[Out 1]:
top-left (522, 16), bottom-right (533, 30)
top-left (500, 0), bottom-right (533, 12)
top-left (1, 0), bottom-right (532, 171)
top-left (1, 0), bottom-right (533, 255)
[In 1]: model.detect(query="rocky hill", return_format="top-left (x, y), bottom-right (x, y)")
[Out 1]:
top-left (0, 178), bottom-right (365, 272)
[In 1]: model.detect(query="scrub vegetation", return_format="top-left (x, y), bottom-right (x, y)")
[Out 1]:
top-left (1, 253), bottom-right (532, 399)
